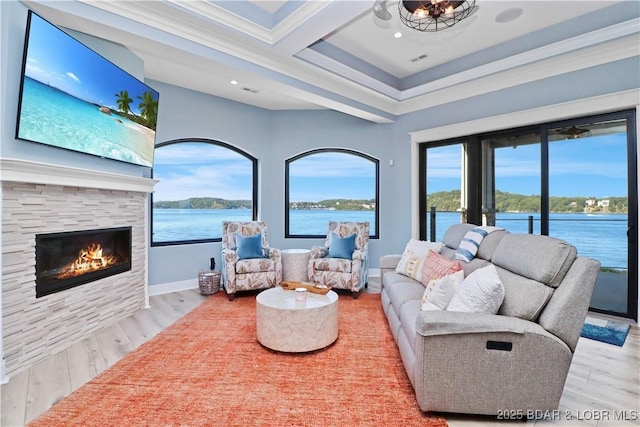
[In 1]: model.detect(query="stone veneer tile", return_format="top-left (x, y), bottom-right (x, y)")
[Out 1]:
top-left (2, 182), bottom-right (148, 378)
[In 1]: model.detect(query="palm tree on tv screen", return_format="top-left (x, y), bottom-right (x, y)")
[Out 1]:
top-left (115, 90), bottom-right (133, 114)
top-left (138, 91), bottom-right (158, 130)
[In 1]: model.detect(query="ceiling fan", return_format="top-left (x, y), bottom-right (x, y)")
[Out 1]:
top-left (557, 125), bottom-right (592, 139)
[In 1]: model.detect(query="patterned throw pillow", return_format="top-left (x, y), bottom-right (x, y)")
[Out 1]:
top-left (455, 227), bottom-right (488, 263)
top-left (420, 270), bottom-right (464, 311)
top-left (446, 264), bottom-right (505, 314)
top-left (420, 250), bottom-right (462, 286)
top-left (395, 239), bottom-right (444, 281)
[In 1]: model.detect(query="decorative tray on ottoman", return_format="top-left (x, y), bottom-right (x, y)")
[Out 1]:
top-left (281, 281), bottom-right (331, 295)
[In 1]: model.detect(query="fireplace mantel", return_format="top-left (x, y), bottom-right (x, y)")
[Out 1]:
top-left (0, 158), bottom-right (157, 193)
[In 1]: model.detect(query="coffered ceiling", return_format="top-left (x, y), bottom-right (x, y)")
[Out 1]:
top-left (21, 1), bottom-right (640, 123)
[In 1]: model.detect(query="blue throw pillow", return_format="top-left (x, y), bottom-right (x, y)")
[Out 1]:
top-left (328, 232), bottom-right (356, 259)
top-left (236, 232), bottom-right (264, 260)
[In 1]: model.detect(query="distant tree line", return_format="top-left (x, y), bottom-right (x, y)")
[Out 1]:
top-left (290, 199), bottom-right (375, 211)
top-left (427, 190), bottom-right (627, 214)
top-left (154, 197), bottom-right (251, 209)
top-left (154, 197), bottom-right (376, 211)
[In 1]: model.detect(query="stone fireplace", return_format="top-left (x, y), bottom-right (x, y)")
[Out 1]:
top-left (1, 159), bottom-right (156, 379)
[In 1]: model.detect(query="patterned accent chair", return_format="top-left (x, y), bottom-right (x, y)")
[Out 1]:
top-left (221, 221), bottom-right (282, 301)
top-left (308, 221), bottom-right (370, 298)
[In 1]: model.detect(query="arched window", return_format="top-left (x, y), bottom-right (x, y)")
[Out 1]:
top-left (152, 139), bottom-right (257, 246)
top-left (285, 149), bottom-right (379, 238)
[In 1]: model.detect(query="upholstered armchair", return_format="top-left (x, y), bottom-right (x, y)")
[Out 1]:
top-left (308, 221), bottom-right (369, 298)
top-left (221, 221), bottom-right (282, 301)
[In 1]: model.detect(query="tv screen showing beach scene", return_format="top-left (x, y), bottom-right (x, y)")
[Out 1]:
top-left (15, 10), bottom-right (158, 168)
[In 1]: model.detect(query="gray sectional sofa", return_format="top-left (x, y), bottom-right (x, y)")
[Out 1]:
top-left (380, 223), bottom-right (601, 415)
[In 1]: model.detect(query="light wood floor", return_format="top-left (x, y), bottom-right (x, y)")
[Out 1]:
top-left (2, 281), bottom-right (638, 427)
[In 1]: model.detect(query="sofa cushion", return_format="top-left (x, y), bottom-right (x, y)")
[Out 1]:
top-left (387, 278), bottom-right (425, 311)
top-left (447, 265), bottom-right (505, 314)
top-left (395, 239), bottom-right (444, 282)
top-left (420, 250), bottom-right (461, 286)
top-left (312, 257), bottom-right (352, 273)
top-left (496, 266), bottom-right (554, 321)
top-left (236, 258), bottom-right (275, 273)
top-left (442, 223), bottom-right (476, 250)
top-left (421, 270), bottom-right (464, 310)
top-left (491, 234), bottom-right (577, 288)
top-left (476, 229), bottom-right (508, 261)
top-left (400, 300), bottom-right (421, 352)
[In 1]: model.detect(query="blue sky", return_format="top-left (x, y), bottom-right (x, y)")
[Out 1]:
top-left (153, 145), bottom-right (376, 202)
top-left (288, 152), bottom-right (375, 201)
top-left (23, 12), bottom-right (156, 115)
top-left (153, 143), bottom-right (254, 201)
top-left (154, 133), bottom-right (627, 203)
top-left (428, 133), bottom-right (628, 198)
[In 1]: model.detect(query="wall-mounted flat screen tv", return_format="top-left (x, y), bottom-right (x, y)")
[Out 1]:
top-left (16, 10), bottom-right (158, 168)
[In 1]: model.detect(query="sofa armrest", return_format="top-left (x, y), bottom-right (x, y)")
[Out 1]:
top-left (415, 310), bottom-right (550, 338)
top-left (413, 311), bottom-right (572, 415)
top-left (380, 254), bottom-right (402, 288)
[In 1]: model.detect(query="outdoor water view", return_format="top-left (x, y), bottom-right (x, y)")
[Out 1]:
top-left (152, 146), bottom-right (378, 243)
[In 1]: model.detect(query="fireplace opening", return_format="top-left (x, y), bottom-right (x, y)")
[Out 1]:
top-left (35, 227), bottom-right (132, 298)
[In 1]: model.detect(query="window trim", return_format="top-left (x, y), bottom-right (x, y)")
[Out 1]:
top-left (285, 148), bottom-right (380, 239)
top-left (151, 138), bottom-right (258, 247)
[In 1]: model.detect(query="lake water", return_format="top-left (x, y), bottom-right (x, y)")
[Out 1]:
top-left (152, 209), bottom-right (628, 269)
top-left (18, 77), bottom-right (154, 167)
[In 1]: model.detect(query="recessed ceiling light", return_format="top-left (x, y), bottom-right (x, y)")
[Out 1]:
top-left (393, 31), bottom-right (403, 39)
top-left (230, 80), bottom-right (238, 85)
top-left (495, 7), bottom-right (523, 24)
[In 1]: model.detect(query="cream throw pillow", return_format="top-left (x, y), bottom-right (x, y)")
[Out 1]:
top-left (395, 239), bottom-right (444, 282)
top-left (446, 265), bottom-right (505, 314)
top-left (420, 270), bottom-right (464, 311)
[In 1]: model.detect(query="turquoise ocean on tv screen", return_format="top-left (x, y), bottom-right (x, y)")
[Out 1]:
top-left (152, 209), bottom-right (627, 270)
top-left (18, 77), bottom-right (154, 167)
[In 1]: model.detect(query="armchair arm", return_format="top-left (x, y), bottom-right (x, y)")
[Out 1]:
top-left (264, 247), bottom-right (281, 262)
top-left (221, 248), bottom-right (239, 293)
top-left (310, 245), bottom-right (328, 259)
top-left (352, 248), bottom-right (365, 260)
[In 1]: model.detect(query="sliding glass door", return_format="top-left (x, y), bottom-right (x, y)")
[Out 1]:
top-left (547, 115), bottom-right (635, 317)
top-left (421, 143), bottom-right (466, 241)
top-left (420, 110), bottom-right (637, 319)
top-left (481, 130), bottom-right (542, 233)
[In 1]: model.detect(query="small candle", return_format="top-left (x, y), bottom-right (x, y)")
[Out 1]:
top-left (295, 287), bottom-right (307, 302)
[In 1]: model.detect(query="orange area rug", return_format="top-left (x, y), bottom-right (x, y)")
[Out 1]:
top-left (29, 292), bottom-right (448, 426)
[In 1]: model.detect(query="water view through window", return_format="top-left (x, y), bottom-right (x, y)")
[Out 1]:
top-left (152, 141), bottom-right (256, 245)
top-left (423, 111), bottom-right (635, 318)
top-left (286, 149), bottom-right (379, 237)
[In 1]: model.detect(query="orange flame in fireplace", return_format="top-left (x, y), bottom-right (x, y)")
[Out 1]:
top-left (57, 243), bottom-right (119, 279)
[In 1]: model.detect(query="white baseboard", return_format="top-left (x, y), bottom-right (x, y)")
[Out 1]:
top-left (148, 279), bottom-right (198, 296)
top-left (368, 268), bottom-right (380, 278)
